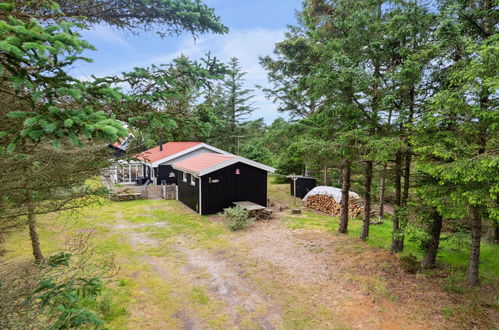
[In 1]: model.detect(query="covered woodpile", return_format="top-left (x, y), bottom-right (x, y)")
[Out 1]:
top-left (303, 186), bottom-right (364, 217)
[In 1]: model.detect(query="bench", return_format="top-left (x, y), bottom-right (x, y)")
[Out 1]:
top-left (233, 201), bottom-right (274, 220)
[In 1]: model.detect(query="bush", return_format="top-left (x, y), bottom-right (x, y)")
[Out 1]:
top-left (224, 206), bottom-right (252, 231)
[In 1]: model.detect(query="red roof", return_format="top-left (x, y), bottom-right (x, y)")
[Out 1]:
top-left (112, 137), bottom-right (125, 148)
top-left (136, 142), bottom-right (203, 163)
top-left (173, 153), bottom-right (235, 174)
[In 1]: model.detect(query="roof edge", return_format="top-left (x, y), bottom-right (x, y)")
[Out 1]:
top-left (149, 143), bottom-right (232, 167)
top-left (172, 155), bottom-right (275, 176)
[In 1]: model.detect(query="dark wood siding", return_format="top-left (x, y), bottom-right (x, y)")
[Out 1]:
top-left (290, 177), bottom-right (317, 199)
top-left (157, 165), bottom-right (177, 185)
top-left (200, 162), bottom-right (267, 215)
top-left (177, 171), bottom-right (199, 212)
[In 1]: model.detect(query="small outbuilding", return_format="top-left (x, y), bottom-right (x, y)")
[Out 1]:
top-left (290, 176), bottom-right (317, 199)
top-left (172, 153), bottom-right (275, 215)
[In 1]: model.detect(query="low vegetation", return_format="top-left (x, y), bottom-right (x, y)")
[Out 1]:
top-left (223, 206), bottom-right (252, 231)
top-left (2, 184), bottom-right (497, 329)
top-left (0, 0), bottom-right (497, 328)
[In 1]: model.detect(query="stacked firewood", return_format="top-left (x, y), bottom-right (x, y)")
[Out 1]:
top-left (304, 194), bottom-right (364, 217)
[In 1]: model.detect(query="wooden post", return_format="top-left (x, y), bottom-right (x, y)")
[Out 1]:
top-left (293, 178), bottom-right (297, 207)
top-left (288, 175), bottom-right (300, 207)
top-left (323, 165), bottom-right (327, 185)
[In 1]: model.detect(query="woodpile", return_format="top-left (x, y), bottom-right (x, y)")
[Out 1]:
top-left (304, 194), bottom-right (364, 218)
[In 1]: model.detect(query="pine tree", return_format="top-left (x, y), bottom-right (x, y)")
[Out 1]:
top-left (259, 24), bottom-right (324, 119)
top-left (413, 0), bottom-right (498, 284)
top-left (0, 0), bottom-right (227, 262)
top-left (213, 57), bottom-right (255, 154)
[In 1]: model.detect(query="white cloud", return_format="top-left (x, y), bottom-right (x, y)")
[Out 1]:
top-left (146, 28), bottom-right (286, 122)
top-left (78, 27), bottom-right (287, 123)
top-left (81, 25), bottom-right (132, 48)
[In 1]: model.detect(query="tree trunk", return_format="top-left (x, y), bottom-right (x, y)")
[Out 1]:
top-left (391, 151), bottom-right (404, 252)
top-left (360, 161), bottom-right (373, 241)
top-left (379, 163), bottom-right (387, 218)
top-left (27, 190), bottom-right (44, 263)
top-left (494, 220), bottom-right (499, 244)
top-left (338, 160), bottom-right (351, 233)
top-left (468, 207), bottom-right (482, 286)
top-left (323, 165), bottom-right (327, 185)
top-left (402, 150), bottom-right (412, 206)
top-left (421, 209), bottom-right (443, 269)
top-left (494, 197), bottom-right (498, 243)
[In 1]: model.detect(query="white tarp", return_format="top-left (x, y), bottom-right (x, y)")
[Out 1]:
top-left (302, 186), bottom-right (360, 203)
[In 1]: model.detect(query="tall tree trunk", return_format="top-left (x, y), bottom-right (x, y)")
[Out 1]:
top-left (26, 190), bottom-right (44, 263)
top-left (494, 220), bottom-right (499, 244)
top-left (468, 207), bottom-right (482, 286)
top-left (379, 162), bottom-right (387, 218)
top-left (338, 159), bottom-right (351, 233)
top-left (391, 151), bottom-right (404, 252)
top-left (360, 160), bottom-right (373, 241)
top-left (402, 150), bottom-right (411, 206)
top-left (323, 165), bottom-right (327, 185)
top-left (421, 209), bottom-right (443, 269)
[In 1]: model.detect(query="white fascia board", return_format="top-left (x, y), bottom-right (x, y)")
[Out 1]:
top-left (198, 177), bottom-right (202, 215)
top-left (118, 133), bottom-right (134, 148)
top-left (198, 157), bottom-right (275, 176)
top-left (198, 143), bottom-right (233, 156)
top-left (171, 165), bottom-right (200, 178)
top-left (150, 143), bottom-right (233, 167)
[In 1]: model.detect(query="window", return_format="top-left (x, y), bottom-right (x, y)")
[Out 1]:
top-left (190, 174), bottom-right (196, 186)
top-left (182, 172), bottom-right (187, 182)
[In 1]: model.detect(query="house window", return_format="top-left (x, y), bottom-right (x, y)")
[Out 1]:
top-left (169, 172), bottom-right (175, 178)
top-left (183, 172), bottom-right (187, 182)
top-left (190, 174), bottom-right (196, 186)
top-left (235, 168), bottom-right (240, 175)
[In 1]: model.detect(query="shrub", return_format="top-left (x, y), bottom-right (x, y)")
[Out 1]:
top-left (224, 206), bottom-right (252, 231)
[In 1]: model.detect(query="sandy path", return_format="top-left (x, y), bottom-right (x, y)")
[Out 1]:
top-left (111, 217), bottom-right (281, 329)
top-left (106, 210), bottom-right (482, 330)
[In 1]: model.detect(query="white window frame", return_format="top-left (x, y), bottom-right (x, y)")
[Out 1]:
top-left (182, 172), bottom-right (187, 182)
top-left (190, 174), bottom-right (196, 186)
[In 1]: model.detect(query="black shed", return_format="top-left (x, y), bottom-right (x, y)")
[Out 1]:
top-left (290, 176), bottom-right (317, 199)
top-left (173, 154), bottom-right (275, 215)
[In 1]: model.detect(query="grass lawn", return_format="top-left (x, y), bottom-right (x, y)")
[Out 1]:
top-left (269, 182), bottom-right (499, 285)
top-left (3, 182), bottom-right (498, 329)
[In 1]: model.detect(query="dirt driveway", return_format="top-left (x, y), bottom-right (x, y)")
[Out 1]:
top-left (102, 202), bottom-right (489, 330)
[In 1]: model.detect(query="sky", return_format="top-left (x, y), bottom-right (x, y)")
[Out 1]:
top-left (74, 0), bottom-right (304, 123)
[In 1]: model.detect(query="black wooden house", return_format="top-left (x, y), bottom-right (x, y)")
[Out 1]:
top-left (173, 153), bottom-right (275, 215)
top-left (135, 142), bottom-right (231, 185)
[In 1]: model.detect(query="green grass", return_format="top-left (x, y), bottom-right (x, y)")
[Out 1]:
top-left (4, 181), bottom-right (498, 329)
top-left (274, 183), bottom-right (499, 284)
top-left (3, 199), bottom-right (235, 329)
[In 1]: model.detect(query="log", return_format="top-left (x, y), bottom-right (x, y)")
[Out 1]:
top-left (304, 194), bottom-right (364, 217)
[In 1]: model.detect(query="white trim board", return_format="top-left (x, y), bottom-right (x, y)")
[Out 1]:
top-left (149, 143), bottom-right (233, 168)
top-left (172, 156), bottom-right (276, 177)
top-left (198, 176), bottom-right (202, 215)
